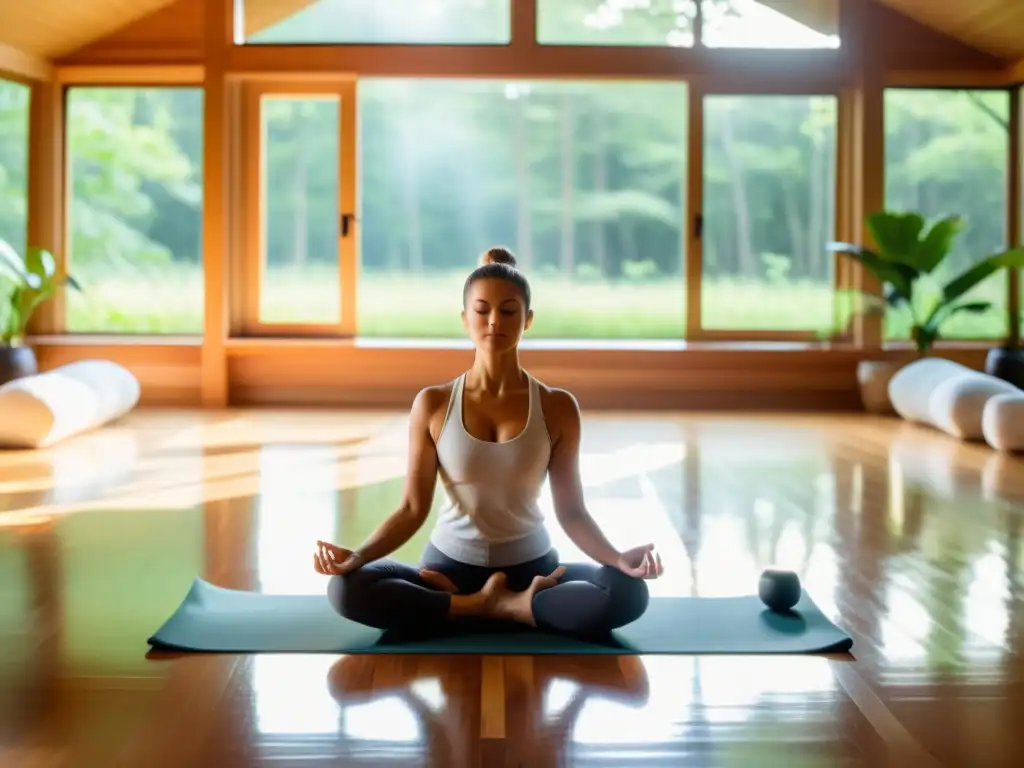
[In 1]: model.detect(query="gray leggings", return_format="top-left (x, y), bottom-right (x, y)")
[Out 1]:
top-left (328, 543), bottom-right (650, 639)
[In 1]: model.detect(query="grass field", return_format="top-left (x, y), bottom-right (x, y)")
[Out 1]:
top-left (63, 263), bottom-right (1012, 341)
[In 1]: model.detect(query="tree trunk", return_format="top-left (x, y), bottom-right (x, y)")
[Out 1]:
top-left (560, 95), bottom-right (575, 276)
top-left (515, 97), bottom-right (533, 268)
top-left (806, 127), bottom-right (825, 282)
top-left (782, 180), bottom-right (804, 278)
top-left (399, 105), bottom-right (423, 273)
top-left (593, 119), bottom-right (608, 276)
top-left (291, 110), bottom-right (310, 265)
top-left (719, 103), bottom-right (756, 277)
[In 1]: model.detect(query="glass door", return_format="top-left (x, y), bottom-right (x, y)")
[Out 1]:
top-left (688, 84), bottom-right (845, 341)
top-left (239, 79), bottom-right (358, 336)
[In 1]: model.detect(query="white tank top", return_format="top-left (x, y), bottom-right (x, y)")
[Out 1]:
top-left (428, 372), bottom-right (552, 567)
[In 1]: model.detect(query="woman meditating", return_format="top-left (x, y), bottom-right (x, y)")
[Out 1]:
top-left (313, 248), bottom-right (662, 639)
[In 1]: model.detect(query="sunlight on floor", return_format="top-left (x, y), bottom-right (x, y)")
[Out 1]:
top-left (562, 655), bottom-right (840, 746)
top-left (253, 655), bottom-right (343, 735)
top-left (256, 446), bottom-right (341, 595)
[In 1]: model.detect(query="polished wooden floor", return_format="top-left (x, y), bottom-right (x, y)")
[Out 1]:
top-left (1, 409), bottom-right (1022, 767)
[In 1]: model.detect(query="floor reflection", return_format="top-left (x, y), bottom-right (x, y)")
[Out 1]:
top-left (255, 446), bottom-right (342, 595)
top-left (0, 515), bottom-right (61, 750)
top-left (302, 652), bottom-right (857, 767)
top-left (322, 653), bottom-right (655, 766)
top-left (1, 410), bottom-right (1023, 765)
top-left (325, 655), bottom-right (472, 766)
top-left (562, 655), bottom-right (847, 765)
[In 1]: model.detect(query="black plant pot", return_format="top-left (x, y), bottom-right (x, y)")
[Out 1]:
top-left (0, 345), bottom-right (38, 387)
top-left (985, 346), bottom-right (1024, 389)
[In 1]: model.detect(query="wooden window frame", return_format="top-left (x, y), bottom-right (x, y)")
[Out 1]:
top-left (39, 67), bottom-right (207, 338)
top-left (12, 1), bottom-right (1022, 411)
top-left (686, 77), bottom-right (850, 343)
top-left (1012, 86), bottom-right (1021, 345)
top-left (880, 84), bottom-right (1019, 346)
top-left (230, 71), bottom-right (852, 345)
top-left (30, 10), bottom-right (1020, 351)
top-left (234, 77), bottom-right (358, 338)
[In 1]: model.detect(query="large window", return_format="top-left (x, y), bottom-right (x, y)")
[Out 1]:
top-left (884, 88), bottom-right (1010, 341)
top-left (356, 79), bottom-right (687, 339)
top-left (700, 0), bottom-right (839, 48)
top-left (244, 80), bottom-right (356, 335)
top-left (0, 79), bottom-right (30, 260)
top-left (700, 93), bottom-right (838, 332)
top-left (537, 0), bottom-right (697, 46)
top-left (257, 95), bottom-right (341, 325)
top-left (242, 0), bottom-right (839, 49)
top-left (537, 0), bottom-right (838, 48)
top-left (242, 0), bottom-right (511, 44)
top-left (65, 87), bottom-right (204, 334)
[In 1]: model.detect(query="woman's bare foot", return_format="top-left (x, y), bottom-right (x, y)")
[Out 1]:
top-left (443, 567), bottom-right (567, 622)
top-left (484, 567), bottom-right (566, 626)
top-left (444, 572), bottom-right (506, 617)
top-left (421, 569), bottom-right (495, 618)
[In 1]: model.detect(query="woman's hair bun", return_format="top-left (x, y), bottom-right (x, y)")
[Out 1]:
top-left (480, 247), bottom-right (517, 268)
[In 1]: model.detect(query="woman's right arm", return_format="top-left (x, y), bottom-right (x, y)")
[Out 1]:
top-left (337, 387), bottom-right (443, 569)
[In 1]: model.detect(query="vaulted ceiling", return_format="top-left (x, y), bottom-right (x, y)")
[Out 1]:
top-left (0, 0), bottom-right (174, 58)
top-left (0, 0), bottom-right (1022, 62)
top-left (880, 0), bottom-right (1024, 60)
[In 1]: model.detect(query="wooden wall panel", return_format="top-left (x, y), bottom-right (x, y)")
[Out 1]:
top-left (32, 344), bottom-right (203, 406)
top-left (868, 1), bottom-right (1007, 70)
top-left (877, 0), bottom-right (1024, 60)
top-left (57, 0), bottom-right (203, 65)
top-left (224, 344), bottom-right (990, 412)
top-left (23, 342), bottom-right (993, 411)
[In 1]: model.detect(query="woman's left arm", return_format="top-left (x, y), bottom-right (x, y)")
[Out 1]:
top-left (545, 389), bottom-right (623, 567)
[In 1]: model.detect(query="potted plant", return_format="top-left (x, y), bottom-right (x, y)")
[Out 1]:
top-left (0, 238), bottom-right (81, 386)
top-left (827, 211), bottom-right (1024, 413)
top-left (984, 304), bottom-right (1024, 387)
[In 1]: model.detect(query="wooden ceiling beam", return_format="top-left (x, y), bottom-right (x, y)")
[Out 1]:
top-left (0, 42), bottom-right (53, 82)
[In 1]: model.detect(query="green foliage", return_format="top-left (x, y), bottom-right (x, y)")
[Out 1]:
top-left (827, 211), bottom-right (1024, 354)
top-left (0, 238), bottom-right (81, 346)
top-left (65, 88), bottom-right (203, 274)
top-left (0, 81), bottom-right (30, 258)
top-left (0, 28), bottom-right (1015, 342)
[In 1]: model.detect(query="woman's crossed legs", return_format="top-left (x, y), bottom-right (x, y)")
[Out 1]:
top-left (328, 543), bottom-right (649, 639)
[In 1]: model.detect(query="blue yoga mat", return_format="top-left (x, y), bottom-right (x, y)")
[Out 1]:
top-left (147, 578), bottom-right (853, 655)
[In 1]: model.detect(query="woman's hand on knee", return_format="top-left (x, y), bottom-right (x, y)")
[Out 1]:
top-left (615, 544), bottom-right (664, 580)
top-left (313, 540), bottom-right (364, 576)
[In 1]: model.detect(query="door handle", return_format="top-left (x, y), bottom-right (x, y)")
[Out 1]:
top-left (341, 213), bottom-right (357, 238)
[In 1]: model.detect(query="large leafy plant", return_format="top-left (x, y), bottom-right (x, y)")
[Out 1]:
top-left (828, 212), bottom-right (1024, 355)
top-left (0, 238), bottom-right (81, 346)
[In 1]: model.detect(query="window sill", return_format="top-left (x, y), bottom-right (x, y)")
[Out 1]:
top-left (224, 336), bottom-right (841, 352)
top-left (27, 335), bottom-right (203, 346)
top-left (24, 335), bottom-right (1008, 353)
